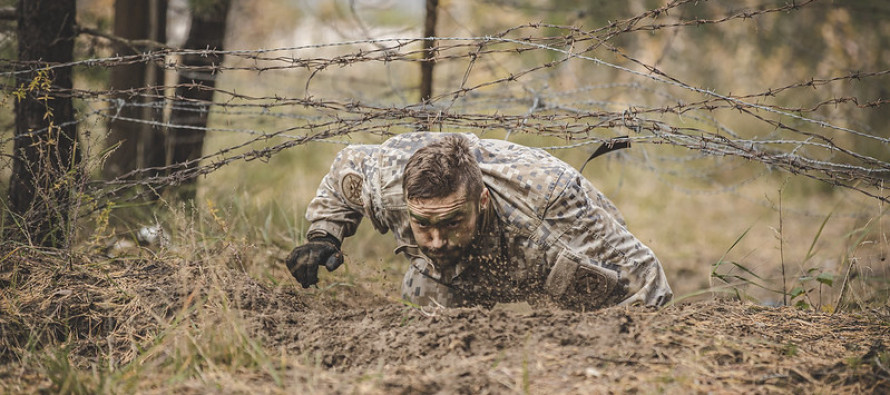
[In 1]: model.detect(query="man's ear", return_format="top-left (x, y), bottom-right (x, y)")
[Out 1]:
top-left (479, 188), bottom-right (490, 210)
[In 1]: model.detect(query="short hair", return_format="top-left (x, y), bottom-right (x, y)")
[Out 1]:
top-left (403, 134), bottom-right (484, 201)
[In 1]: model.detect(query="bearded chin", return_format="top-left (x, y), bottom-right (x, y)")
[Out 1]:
top-left (423, 246), bottom-right (469, 269)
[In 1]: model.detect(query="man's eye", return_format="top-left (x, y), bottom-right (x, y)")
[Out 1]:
top-left (445, 221), bottom-right (461, 228)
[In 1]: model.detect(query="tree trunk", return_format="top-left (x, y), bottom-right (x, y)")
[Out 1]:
top-left (167, 0), bottom-right (231, 201)
top-left (104, 0), bottom-right (167, 186)
top-left (8, 0), bottom-right (79, 247)
top-left (142, 0), bottom-right (168, 176)
top-left (420, 0), bottom-right (439, 103)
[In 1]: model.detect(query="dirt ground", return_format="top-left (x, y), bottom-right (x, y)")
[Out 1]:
top-left (1, 250), bottom-right (888, 394)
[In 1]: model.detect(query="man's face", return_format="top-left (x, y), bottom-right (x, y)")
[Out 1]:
top-left (407, 187), bottom-right (489, 267)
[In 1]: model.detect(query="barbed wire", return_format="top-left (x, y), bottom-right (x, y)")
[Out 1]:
top-left (1, 0), bottom-right (888, 219)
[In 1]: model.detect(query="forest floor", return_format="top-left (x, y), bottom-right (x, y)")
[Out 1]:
top-left (1, 248), bottom-right (889, 394)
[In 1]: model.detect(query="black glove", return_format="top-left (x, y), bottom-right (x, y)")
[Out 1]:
top-left (286, 234), bottom-right (344, 288)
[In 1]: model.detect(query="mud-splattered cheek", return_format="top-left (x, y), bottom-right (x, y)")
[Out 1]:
top-left (449, 223), bottom-right (476, 249)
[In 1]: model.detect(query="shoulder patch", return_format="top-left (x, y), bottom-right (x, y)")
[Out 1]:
top-left (341, 173), bottom-right (364, 206)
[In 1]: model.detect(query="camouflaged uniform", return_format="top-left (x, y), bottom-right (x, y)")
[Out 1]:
top-left (305, 132), bottom-right (672, 309)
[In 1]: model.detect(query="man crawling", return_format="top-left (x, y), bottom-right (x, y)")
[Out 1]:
top-left (286, 132), bottom-right (672, 310)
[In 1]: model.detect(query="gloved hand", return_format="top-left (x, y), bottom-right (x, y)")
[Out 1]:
top-left (286, 234), bottom-right (344, 288)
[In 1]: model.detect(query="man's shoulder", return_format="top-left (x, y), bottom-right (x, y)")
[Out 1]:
top-left (477, 139), bottom-right (576, 188)
top-left (478, 140), bottom-right (582, 227)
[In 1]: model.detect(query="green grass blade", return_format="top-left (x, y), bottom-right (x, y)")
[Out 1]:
top-left (712, 226), bottom-right (752, 275)
top-left (803, 211), bottom-right (832, 264)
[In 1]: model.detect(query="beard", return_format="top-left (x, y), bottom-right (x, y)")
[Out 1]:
top-left (421, 244), bottom-right (471, 268)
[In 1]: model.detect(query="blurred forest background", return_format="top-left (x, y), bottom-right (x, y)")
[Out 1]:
top-left (1, 0), bottom-right (888, 308)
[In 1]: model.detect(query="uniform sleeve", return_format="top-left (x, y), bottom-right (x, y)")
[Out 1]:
top-left (304, 146), bottom-right (372, 243)
top-left (543, 174), bottom-right (673, 308)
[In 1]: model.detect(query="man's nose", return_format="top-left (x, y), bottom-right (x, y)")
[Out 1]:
top-left (428, 229), bottom-right (447, 249)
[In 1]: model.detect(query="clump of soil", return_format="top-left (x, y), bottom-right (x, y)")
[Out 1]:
top-left (1, 248), bottom-right (888, 393)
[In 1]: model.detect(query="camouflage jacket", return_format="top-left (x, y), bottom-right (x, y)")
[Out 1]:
top-left (305, 132), bottom-right (672, 309)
